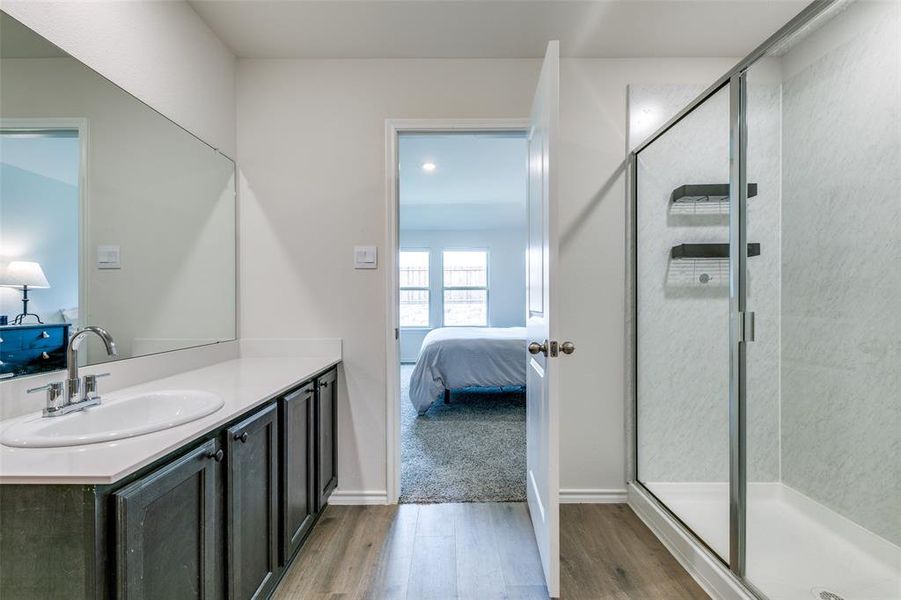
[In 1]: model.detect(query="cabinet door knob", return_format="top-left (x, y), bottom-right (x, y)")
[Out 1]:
top-left (207, 448), bottom-right (224, 462)
top-left (235, 431), bottom-right (249, 443)
top-left (320, 381), bottom-right (328, 389)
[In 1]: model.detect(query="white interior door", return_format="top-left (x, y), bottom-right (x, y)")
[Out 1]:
top-left (525, 40), bottom-right (562, 598)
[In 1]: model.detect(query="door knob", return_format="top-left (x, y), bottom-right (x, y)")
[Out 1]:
top-left (528, 341), bottom-right (548, 356)
top-left (561, 341), bottom-right (575, 355)
top-left (207, 449), bottom-right (224, 462)
top-left (235, 431), bottom-right (249, 443)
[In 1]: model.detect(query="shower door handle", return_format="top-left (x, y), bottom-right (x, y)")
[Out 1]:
top-left (738, 311), bottom-right (756, 343)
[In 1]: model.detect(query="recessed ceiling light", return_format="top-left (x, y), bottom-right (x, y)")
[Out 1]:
top-left (421, 162), bottom-right (437, 172)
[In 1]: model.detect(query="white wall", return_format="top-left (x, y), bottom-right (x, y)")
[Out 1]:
top-left (238, 59), bottom-right (540, 497)
top-left (3, 0), bottom-right (739, 502)
top-left (399, 227), bottom-right (527, 362)
top-left (237, 56), bottom-right (738, 499)
top-left (0, 0), bottom-right (237, 157)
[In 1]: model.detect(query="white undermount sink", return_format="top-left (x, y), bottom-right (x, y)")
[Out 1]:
top-left (0, 390), bottom-right (224, 448)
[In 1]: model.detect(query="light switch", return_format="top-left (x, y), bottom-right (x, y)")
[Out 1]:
top-left (354, 245), bottom-right (378, 270)
top-left (97, 245), bottom-right (121, 269)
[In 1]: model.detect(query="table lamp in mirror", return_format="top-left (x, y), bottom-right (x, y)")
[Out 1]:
top-left (0, 260), bottom-right (50, 325)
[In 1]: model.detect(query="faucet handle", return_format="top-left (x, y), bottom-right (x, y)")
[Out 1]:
top-left (27, 381), bottom-right (64, 395)
top-left (28, 381), bottom-right (66, 414)
top-left (83, 373), bottom-right (111, 400)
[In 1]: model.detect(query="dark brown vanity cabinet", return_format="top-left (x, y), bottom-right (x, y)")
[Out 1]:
top-left (113, 438), bottom-right (224, 600)
top-left (316, 369), bottom-right (338, 509)
top-left (0, 365), bottom-right (339, 600)
top-left (227, 403), bottom-right (279, 600)
top-left (279, 382), bottom-right (316, 564)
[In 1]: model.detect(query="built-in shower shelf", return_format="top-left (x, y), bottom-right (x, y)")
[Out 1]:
top-left (671, 183), bottom-right (758, 203)
top-left (671, 243), bottom-right (761, 260)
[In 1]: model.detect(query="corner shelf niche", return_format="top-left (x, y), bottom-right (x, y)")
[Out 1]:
top-left (671, 183), bottom-right (758, 204)
top-left (671, 243), bottom-right (761, 260)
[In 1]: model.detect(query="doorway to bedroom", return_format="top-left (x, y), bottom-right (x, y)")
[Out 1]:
top-left (393, 128), bottom-right (529, 503)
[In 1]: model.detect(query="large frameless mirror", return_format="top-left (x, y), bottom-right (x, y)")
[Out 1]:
top-left (0, 13), bottom-right (236, 380)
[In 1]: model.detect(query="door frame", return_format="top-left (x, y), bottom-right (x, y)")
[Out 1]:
top-left (0, 117), bottom-right (90, 330)
top-left (384, 118), bottom-right (529, 503)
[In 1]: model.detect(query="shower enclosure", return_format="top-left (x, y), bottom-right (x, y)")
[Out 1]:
top-left (629, 1), bottom-right (900, 599)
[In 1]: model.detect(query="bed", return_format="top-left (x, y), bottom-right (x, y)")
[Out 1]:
top-left (408, 326), bottom-right (527, 414)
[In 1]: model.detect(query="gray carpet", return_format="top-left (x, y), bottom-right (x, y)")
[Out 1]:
top-left (400, 364), bottom-right (526, 503)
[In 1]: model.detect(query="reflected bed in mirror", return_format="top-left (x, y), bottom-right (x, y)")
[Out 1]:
top-left (0, 13), bottom-right (236, 380)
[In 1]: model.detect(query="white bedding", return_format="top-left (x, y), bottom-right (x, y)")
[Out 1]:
top-left (408, 327), bottom-right (527, 414)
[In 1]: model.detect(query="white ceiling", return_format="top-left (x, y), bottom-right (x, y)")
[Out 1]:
top-left (189, 0), bottom-right (808, 59)
top-left (399, 133), bottom-right (527, 231)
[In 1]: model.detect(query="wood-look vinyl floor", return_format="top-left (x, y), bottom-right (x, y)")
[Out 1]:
top-left (272, 503), bottom-right (709, 600)
top-left (559, 504), bottom-right (708, 600)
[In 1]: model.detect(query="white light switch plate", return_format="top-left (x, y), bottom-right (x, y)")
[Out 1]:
top-left (97, 245), bottom-right (121, 269)
top-left (354, 245), bottom-right (378, 269)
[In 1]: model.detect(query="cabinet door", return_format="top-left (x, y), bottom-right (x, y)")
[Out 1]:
top-left (114, 438), bottom-right (222, 600)
top-left (279, 382), bottom-right (315, 565)
top-left (227, 403), bottom-right (279, 600)
top-left (316, 369), bottom-right (338, 509)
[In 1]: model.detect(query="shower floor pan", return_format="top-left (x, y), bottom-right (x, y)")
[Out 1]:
top-left (644, 482), bottom-right (901, 600)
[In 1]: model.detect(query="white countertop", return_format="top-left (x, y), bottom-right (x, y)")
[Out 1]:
top-left (0, 355), bottom-right (340, 484)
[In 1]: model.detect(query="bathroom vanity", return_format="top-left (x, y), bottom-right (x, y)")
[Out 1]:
top-left (0, 12), bottom-right (345, 600)
top-left (0, 356), bottom-right (340, 600)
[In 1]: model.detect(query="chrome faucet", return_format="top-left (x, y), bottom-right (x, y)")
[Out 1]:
top-left (66, 326), bottom-right (117, 401)
top-left (27, 326), bottom-right (118, 417)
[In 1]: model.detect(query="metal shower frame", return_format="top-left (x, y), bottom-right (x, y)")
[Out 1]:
top-left (628, 1), bottom-right (841, 597)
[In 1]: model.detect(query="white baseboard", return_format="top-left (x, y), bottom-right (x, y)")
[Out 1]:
top-left (328, 490), bottom-right (389, 505)
top-left (559, 488), bottom-right (628, 504)
top-left (627, 483), bottom-right (755, 600)
top-left (330, 489), bottom-right (629, 505)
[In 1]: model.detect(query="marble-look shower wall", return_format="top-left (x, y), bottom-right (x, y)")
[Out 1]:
top-left (779, 0), bottom-right (901, 546)
top-left (632, 82), bottom-right (782, 483)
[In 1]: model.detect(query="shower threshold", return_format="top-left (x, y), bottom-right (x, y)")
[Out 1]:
top-left (638, 482), bottom-right (901, 600)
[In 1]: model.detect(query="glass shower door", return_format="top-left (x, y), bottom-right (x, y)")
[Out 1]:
top-left (635, 83), bottom-right (733, 563)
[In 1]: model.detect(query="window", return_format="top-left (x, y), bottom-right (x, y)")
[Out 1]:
top-left (399, 250), bottom-right (430, 327)
top-left (442, 250), bottom-right (488, 326)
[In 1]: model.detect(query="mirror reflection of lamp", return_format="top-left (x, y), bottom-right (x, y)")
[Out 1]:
top-left (0, 261), bottom-right (50, 325)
